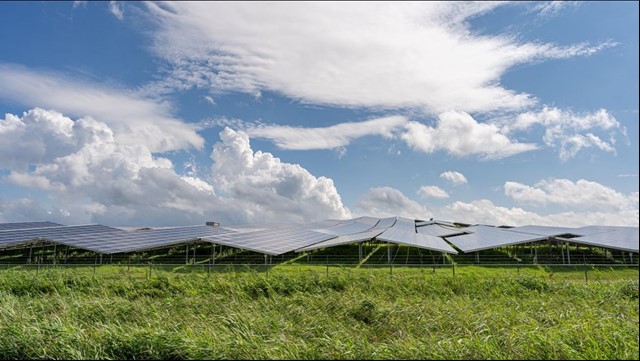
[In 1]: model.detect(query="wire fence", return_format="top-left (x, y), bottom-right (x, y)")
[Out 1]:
top-left (1, 262), bottom-right (637, 284)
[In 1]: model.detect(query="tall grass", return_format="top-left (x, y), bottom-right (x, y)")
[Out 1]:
top-left (0, 266), bottom-right (637, 360)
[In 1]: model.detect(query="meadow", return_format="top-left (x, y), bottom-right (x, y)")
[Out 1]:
top-left (0, 264), bottom-right (638, 360)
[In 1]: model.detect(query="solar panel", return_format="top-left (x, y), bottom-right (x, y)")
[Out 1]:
top-left (51, 225), bottom-right (235, 254)
top-left (296, 229), bottom-right (387, 252)
top-left (559, 227), bottom-right (639, 253)
top-left (505, 225), bottom-right (583, 237)
top-left (417, 224), bottom-right (466, 237)
top-left (0, 224), bottom-right (122, 249)
top-left (201, 226), bottom-right (337, 255)
top-left (376, 217), bottom-right (458, 254)
top-left (312, 216), bottom-right (380, 236)
top-left (0, 221), bottom-right (64, 231)
top-left (444, 225), bottom-right (548, 253)
top-left (574, 225), bottom-right (638, 237)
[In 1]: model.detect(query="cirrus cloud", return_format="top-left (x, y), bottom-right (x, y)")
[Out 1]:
top-left (143, 2), bottom-right (613, 114)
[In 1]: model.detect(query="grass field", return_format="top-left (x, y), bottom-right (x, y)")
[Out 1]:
top-left (0, 265), bottom-right (638, 360)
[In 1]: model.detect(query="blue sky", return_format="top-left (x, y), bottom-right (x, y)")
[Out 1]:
top-left (0, 1), bottom-right (637, 227)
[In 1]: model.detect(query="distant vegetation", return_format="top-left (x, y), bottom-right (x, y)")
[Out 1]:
top-left (0, 265), bottom-right (637, 360)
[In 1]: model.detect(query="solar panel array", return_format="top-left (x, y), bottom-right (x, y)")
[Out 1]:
top-left (0, 218), bottom-right (637, 256)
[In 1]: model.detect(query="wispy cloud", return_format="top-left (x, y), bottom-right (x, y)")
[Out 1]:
top-left (212, 112), bottom-right (538, 159)
top-left (108, 1), bottom-right (124, 20)
top-left (245, 116), bottom-right (407, 150)
top-left (143, 2), bottom-right (613, 114)
top-left (0, 64), bottom-right (203, 152)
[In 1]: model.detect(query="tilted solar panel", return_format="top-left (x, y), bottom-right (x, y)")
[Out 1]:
top-left (0, 221), bottom-right (64, 231)
top-left (376, 217), bottom-right (458, 254)
top-left (296, 229), bottom-right (386, 252)
top-left (505, 225), bottom-right (583, 237)
top-left (561, 227), bottom-right (639, 253)
top-left (201, 227), bottom-right (337, 255)
top-left (417, 224), bottom-right (466, 237)
top-left (444, 225), bottom-right (548, 253)
top-left (0, 224), bottom-right (123, 249)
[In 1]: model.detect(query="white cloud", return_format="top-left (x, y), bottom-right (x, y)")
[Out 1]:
top-left (1, 109), bottom-right (215, 226)
top-left (356, 187), bottom-right (638, 227)
top-left (504, 106), bottom-right (621, 160)
top-left (531, 1), bottom-right (579, 18)
top-left (0, 64), bottom-right (203, 153)
top-left (210, 128), bottom-right (351, 224)
top-left (417, 185), bottom-right (449, 199)
top-left (0, 110), bottom-right (353, 226)
top-left (440, 171), bottom-right (468, 185)
top-left (108, 1), bottom-right (124, 20)
top-left (353, 187), bottom-right (432, 220)
top-left (245, 116), bottom-right (407, 150)
top-left (143, 2), bottom-right (612, 114)
top-left (224, 111), bottom-right (536, 159)
top-left (440, 199), bottom-right (638, 227)
top-left (504, 178), bottom-right (638, 211)
top-left (402, 111), bottom-right (537, 159)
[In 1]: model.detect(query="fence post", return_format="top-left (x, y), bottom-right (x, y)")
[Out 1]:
top-left (583, 255), bottom-right (588, 283)
top-left (452, 264), bottom-right (455, 277)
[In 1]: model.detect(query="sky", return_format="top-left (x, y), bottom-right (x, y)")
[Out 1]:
top-left (0, 1), bottom-right (638, 227)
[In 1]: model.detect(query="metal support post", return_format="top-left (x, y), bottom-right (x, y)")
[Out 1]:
top-left (185, 244), bottom-right (189, 265)
top-left (476, 252), bottom-right (479, 264)
top-left (359, 243), bottom-right (363, 262)
top-left (566, 242), bottom-right (571, 265)
top-left (387, 243), bottom-right (392, 264)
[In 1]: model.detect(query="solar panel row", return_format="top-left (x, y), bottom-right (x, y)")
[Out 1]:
top-left (0, 221), bottom-right (64, 231)
top-left (0, 218), bottom-right (637, 256)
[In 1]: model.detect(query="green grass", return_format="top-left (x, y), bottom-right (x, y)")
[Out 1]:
top-left (0, 266), bottom-right (637, 360)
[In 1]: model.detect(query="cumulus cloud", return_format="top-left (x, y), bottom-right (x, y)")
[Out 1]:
top-left (354, 187), bottom-right (432, 219)
top-left (0, 110), bottom-right (353, 226)
top-left (0, 64), bottom-right (203, 153)
top-left (1, 109), bottom-right (215, 226)
top-left (440, 199), bottom-right (638, 227)
top-left (504, 178), bottom-right (638, 212)
top-left (503, 106), bottom-right (621, 160)
top-left (440, 171), bottom-right (468, 185)
top-left (357, 186), bottom-right (638, 227)
top-left (143, 2), bottom-right (612, 114)
top-left (417, 185), bottom-right (449, 199)
top-left (401, 111), bottom-right (537, 159)
top-left (210, 128), bottom-right (351, 224)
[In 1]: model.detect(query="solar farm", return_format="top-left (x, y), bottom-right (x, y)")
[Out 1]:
top-left (0, 216), bottom-right (637, 268)
top-left (1, 217), bottom-right (638, 360)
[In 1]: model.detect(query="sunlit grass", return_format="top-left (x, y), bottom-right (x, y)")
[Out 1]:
top-left (0, 266), bottom-right (637, 359)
